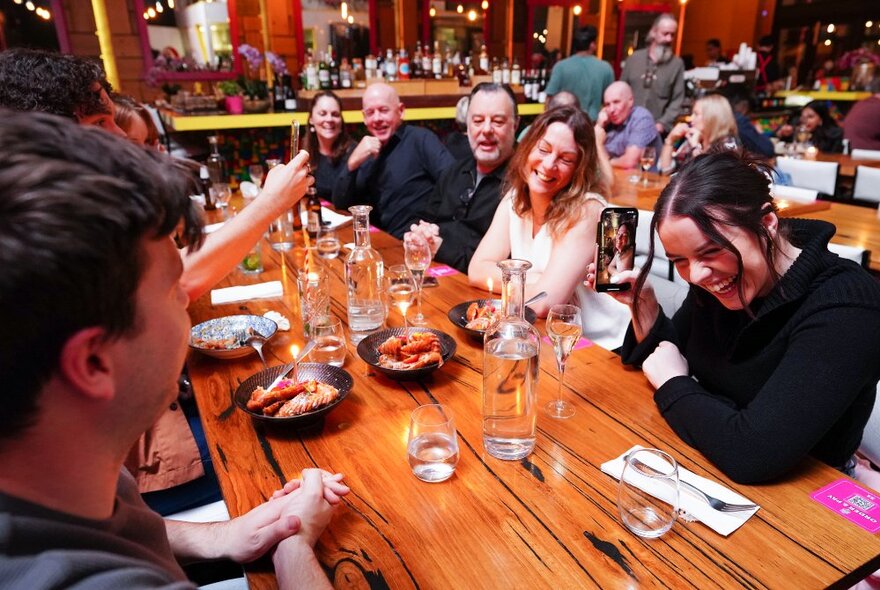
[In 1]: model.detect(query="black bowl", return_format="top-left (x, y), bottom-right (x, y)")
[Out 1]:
top-left (356, 327), bottom-right (457, 380)
top-left (190, 315), bottom-right (278, 359)
top-left (447, 299), bottom-right (538, 340)
top-left (234, 363), bottom-right (353, 427)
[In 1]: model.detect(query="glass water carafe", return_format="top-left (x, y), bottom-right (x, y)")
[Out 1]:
top-left (482, 259), bottom-right (541, 460)
top-left (345, 206), bottom-right (385, 342)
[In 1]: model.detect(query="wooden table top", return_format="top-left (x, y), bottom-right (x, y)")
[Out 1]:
top-left (187, 226), bottom-right (880, 589)
top-left (609, 169), bottom-right (880, 272)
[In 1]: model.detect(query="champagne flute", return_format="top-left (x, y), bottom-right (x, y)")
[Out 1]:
top-left (386, 265), bottom-right (416, 334)
top-left (404, 235), bottom-right (432, 326)
top-left (248, 164), bottom-right (265, 189)
top-left (639, 146), bottom-right (656, 187)
top-left (545, 304), bottom-right (582, 419)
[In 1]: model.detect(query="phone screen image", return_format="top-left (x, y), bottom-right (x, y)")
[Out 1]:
top-left (595, 208), bottom-right (638, 292)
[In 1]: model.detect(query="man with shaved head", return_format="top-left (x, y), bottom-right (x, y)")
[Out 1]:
top-left (620, 13), bottom-right (684, 134)
top-left (594, 81), bottom-right (662, 169)
top-left (332, 83), bottom-right (453, 238)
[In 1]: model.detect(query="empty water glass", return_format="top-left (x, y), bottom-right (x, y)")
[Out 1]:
top-left (407, 404), bottom-right (459, 483)
top-left (316, 226), bottom-right (341, 260)
top-left (617, 448), bottom-right (679, 538)
top-left (248, 163), bottom-right (265, 188)
top-left (210, 182), bottom-right (232, 209)
top-left (309, 317), bottom-right (347, 366)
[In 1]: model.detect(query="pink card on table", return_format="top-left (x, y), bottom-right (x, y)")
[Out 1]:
top-left (426, 265), bottom-right (459, 277)
top-left (369, 225), bottom-right (380, 233)
top-left (811, 479), bottom-right (880, 533)
top-left (542, 336), bottom-right (593, 351)
top-left (320, 200), bottom-right (333, 208)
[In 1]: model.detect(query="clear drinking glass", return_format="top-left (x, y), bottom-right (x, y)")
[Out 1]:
top-left (404, 234), bottom-right (432, 326)
top-left (248, 163), bottom-right (265, 188)
top-left (296, 268), bottom-right (330, 338)
top-left (545, 304), bottom-right (582, 419)
top-left (407, 404), bottom-right (460, 483)
top-left (385, 265), bottom-right (416, 333)
top-left (210, 182), bottom-right (232, 209)
top-left (309, 317), bottom-right (347, 366)
top-left (240, 241), bottom-right (263, 275)
top-left (617, 448), bottom-right (679, 539)
top-left (639, 146), bottom-right (656, 187)
top-left (316, 226), bottom-right (341, 260)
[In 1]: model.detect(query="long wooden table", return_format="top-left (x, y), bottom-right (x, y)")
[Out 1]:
top-left (610, 169), bottom-right (880, 272)
top-left (188, 227), bottom-right (880, 589)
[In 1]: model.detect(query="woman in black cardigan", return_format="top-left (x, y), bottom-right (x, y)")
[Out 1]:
top-left (588, 150), bottom-right (880, 484)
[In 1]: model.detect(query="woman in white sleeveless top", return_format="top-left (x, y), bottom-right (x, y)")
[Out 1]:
top-left (468, 105), bottom-right (630, 348)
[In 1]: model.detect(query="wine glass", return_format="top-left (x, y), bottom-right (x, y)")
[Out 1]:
top-left (795, 125), bottom-right (812, 152)
top-left (545, 304), bottom-right (582, 419)
top-left (316, 226), bottom-right (341, 260)
top-left (404, 235), bottom-right (432, 326)
top-left (639, 146), bottom-right (656, 187)
top-left (386, 265), bottom-right (416, 333)
top-left (248, 164), bottom-right (265, 189)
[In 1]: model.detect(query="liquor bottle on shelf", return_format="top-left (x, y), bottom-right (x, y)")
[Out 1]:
top-left (273, 74), bottom-right (285, 112)
top-left (206, 135), bottom-right (226, 185)
top-left (479, 44), bottom-right (490, 74)
top-left (318, 52), bottom-right (330, 90)
top-left (412, 45), bottom-right (423, 79)
top-left (510, 57), bottom-right (521, 86)
top-left (385, 48), bottom-right (397, 81)
top-left (306, 185), bottom-right (323, 240)
top-left (432, 41), bottom-right (442, 79)
top-left (445, 48), bottom-right (454, 78)
top-left (340, 58), bottom-right (353, 88)
top-left (467, 55), bottom-right (475, 78)
top-left (491, 57), bottom-right (502, 84)
top-left (537, 69), bottom-right (548, 104)
top-left (328, 46), bottom-right (340, 89)
top-left (199, 165), bottom-right (215, 211)
top-left (305, 53), bottom-right (318, 90)
top-left (283, 75), bottom-right (297, 111)
top-left (457, 61), bottom-right (471, 87)
top-left (365, 53), bottom-right (377, 80)
top-left (398, 47), bottom-right (411, 80)
top-left (501, 58), bottom-right (511, 84)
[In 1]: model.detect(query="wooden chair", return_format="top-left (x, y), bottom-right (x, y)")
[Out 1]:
top-left (853, 165), bottom-right (880, 204)
top-left (774, 157), bottom-right (839, 196)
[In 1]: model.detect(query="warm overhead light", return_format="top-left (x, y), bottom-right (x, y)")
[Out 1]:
top-left (542, 28), bottom-right (548, 34)
top-left (25, 1), bottom-right (34, 10)
top-left (679, 0), bottom-right (688, 4)
top-left (340, 1), bottom-right (348, 19)
top-left (429, 6), bottom-right (436, 16)
top-left (40, 8), bottom-right (51, 18)
top-left (826, 24), bottom-right (835, 33)
top-left (867, 21), bottom-right (874, 28)
top-left (147, 7), bottom-right (156, 17)
top-left (572, 4), bottom-right (582, 15)
top-left (467, 9), bottom-right (477, 20)
top-left (143, 10), bottom-right (149, 18)
top-left (155, 2), bottom-right (163, 12)
top-left (532, 32), bottom-right (538, 39)
top-left (456, 4), bottom-right (463, 13)
top-left (481, 0), bottom-right (488, 9)
top-left (823, 39), bottom-right (832, 46)
top-left (167, 0), bottom-right (174, 7)
top-left (12, 0), bottom-right (22, 4)
top-left (347, 15), bottom-right (353, 23)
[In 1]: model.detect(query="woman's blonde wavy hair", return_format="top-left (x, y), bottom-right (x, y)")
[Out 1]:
top-left (505, 105), bottom-right (600, 239)
top-left (697, 93), bottom-right (738, 147)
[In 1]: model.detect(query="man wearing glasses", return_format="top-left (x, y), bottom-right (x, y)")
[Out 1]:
top-left (405, 83), bottom-right (518, 273)
top-left (619, 13), bottom-right (685, 135)
top-left (332, 82), bottom-right (454, 239)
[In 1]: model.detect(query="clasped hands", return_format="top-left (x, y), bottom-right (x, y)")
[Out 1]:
top-left (405, 220), bottom-right (442, 256)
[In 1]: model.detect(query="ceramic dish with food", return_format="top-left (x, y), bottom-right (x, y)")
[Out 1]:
top-left (189, 315), bottom-right (277, 359)
top-left (234, 363), bottom-right (353, 427)
top-left (447, 299), bottom-right (538, 340)
top-left (356, 327), bottom-right (456, 380)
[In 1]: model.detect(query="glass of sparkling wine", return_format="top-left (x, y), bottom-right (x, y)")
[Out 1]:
top-left (545, 304), bottom-right (582, 419)
top-left (639, 146), bottom-right (656, 187)
top-left (385, 265), bottom-right (415, 333)
top-left (309, 317), bottom-right (347, 366)
top-left (316, 226), bottom-right (341, 260)
top-left (407, 404), bottom-right (459, 483)
top-left (404, 235), bottom-right (432, 326)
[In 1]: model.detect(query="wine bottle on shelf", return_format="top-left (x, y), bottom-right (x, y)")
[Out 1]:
top-left (432, 41), bottom-right (442, 79)
top-left (340, 58), bottom-right (353, 88)
top-left (510, 57), bottom-right (521, 86)
top-left (328, 45), bottom-right (340, 89)
top-left (412, 45), bottom-right (423, 79)
top-left (283, 74), bottom-right (297, 111)
top-left (422, 42), bottom-right (432, 74)
top-left (398, 47), bottom-right (411, 80)
top-left (318, 52), bottom-right (330, 90)
top-left (501, 58), bottom-right (510, 85)
top-left (385, 48), bottom-right (397, 81)
top-left (273, 74), bottom-right (285, 112)
top-left (306, 53), bottom-right (318, 90)
top-left (491, 57), bottom-right (502, 84)
top-left (479, 44), bottom-right (489, 74)
top-left (199, 165), bottom-right (215, 211)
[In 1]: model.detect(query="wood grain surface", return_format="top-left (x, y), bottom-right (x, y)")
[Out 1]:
top-left (187, 224), bottom-right (880, 589)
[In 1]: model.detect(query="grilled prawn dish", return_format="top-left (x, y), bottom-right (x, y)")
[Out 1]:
top-left (248, 379), bottom-right (341, 417)
top-left (377, 332), bottom-right (443, 370)
top-left (464, 302), bottom-right (499, 331)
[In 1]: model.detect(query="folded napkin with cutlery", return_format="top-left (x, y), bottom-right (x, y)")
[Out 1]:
top-left (211, 281), bottom-right (283, 305)
top-left (602, 445), bottom-right (760, 536)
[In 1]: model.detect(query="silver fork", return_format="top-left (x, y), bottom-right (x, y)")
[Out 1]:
top-left (630, 457), bottom-right (758, 513)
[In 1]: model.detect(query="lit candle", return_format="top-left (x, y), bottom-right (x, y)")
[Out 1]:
top-left (487, 277), bottom-right (493, 295)
top-left (805, 146), bottom-right (818, 160)
top-left (290, 344), bottom-right (301, 382)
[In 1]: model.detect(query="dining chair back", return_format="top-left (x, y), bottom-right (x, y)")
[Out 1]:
top-left (770, 183), bottom-right (819, 203)
top-left (774, 157), bottom-right (839, 195)
top-left (853, 166), bottom-right (880, 204)
top-left (851, 148), bottom-right (880, 160)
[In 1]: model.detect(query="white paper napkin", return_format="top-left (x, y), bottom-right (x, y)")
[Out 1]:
top-left (602, 445), bottom-right (759, 536)
top-left (210, 280), bottom-right (283, 305)
top-left (203, 221), bottom-right (225, 234)
top-left (300, 207), bottom-right (352, 230)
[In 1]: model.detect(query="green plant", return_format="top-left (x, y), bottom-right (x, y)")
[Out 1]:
top-left (217, 80), bottom-right (243, 97)
top-left (238, 76), bottom-right (268, 100)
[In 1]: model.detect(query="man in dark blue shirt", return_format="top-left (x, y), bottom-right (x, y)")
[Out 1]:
top-left (332, 83), bottom-right (453, 238)
top-left (725, 87), bottom-right (774, 158)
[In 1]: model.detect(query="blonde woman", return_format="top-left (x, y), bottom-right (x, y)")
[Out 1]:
top-left (659, 93), bottom-right (740, 173)
top-left (469, 105), bottom-right (630, 348)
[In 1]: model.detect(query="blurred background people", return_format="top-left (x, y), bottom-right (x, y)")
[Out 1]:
top-left (723, 86), bottom-right (775, 158)
top-left (659, 93), bottom-right (740, 172)
top-left (705, 38), bottom-right (729, 66)
top-left (445, 95), bottom-right (472, 160)
top-left (594, 81), bottom-right (662, 170)
top-left (303, 90), bottom-right (355, 200)
top-left (544, 25), bottom-right (613, 121)
top-left (843, 78), bottom-right (880, 151)
top-left (776, 100), bottom-right (844, 153)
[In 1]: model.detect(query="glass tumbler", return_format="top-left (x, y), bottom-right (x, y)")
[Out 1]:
top-left (407, 404), bottom-right (460, 483)
top-left (617, 448), bottom-right (679, 538)
top-left (309, 317), bottom-right (347, 367)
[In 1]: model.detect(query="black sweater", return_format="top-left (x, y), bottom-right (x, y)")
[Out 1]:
top-left (622, 219), bottom-right (880, 484)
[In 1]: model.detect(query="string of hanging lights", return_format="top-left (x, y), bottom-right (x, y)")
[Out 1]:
top-left (10, 0), bottom-right (52, 20)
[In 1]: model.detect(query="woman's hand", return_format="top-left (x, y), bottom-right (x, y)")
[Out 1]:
top-left (406, 221), bottom-right (442, 256)
top-left (668, 122), bottom-right (690, 143)
top-left (642, 341), bottom-right (688, 389)
top-left (584, 264), bottom-right (660, 341)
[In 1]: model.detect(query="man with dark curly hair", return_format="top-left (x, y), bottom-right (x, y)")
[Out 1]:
top-left (0, 48), bottom-right (126, 137)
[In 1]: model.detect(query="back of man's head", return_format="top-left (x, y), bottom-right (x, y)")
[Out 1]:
top-left (571, 25), bottom-right (598, 53)
top-left (758, 35), bottom-right (774, 50)
top-left (0, 48), bottom-right (110, 120)
top-left (0, 111), bottom-right (202, 441)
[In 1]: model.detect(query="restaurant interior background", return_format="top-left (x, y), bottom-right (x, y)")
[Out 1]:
top-left (1, 0), bottom-right (877, 101)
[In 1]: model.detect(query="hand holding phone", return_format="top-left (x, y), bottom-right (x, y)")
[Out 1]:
top-left (595, 208), bottom-right (638, 293)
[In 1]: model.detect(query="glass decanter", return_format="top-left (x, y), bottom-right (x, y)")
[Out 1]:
top-left (344, 205), bottom-right (386, 342)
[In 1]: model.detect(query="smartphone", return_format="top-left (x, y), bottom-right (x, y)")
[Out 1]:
top-left (595, 207), bottom-right (638, 292)
top-left (422, 276), bottom-right (439, 288)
